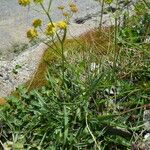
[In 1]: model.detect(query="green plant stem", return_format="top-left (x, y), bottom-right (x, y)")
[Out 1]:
top-left (0, 140), bottom-right (5, 149)
top-left (99, 0), bottom-right (105, 29)
top-left (48, 0), bottom-right (53, 12)
top-left (39, 27), bottom-right (61, 55)
top-left (113, 1), bottom-right (119, 84)
top-left (112, 17), bottom-right (118, 85)
top-left (59, 29), bottom-right (67, 84)
top-left (86, 113), bottom-right (101, 150)
top-left (40, 3), bottom-right (62, 44)
top-left (40, 2), bottom-right (67, 83)
top-left (60, 37), bottom-right (65, 84)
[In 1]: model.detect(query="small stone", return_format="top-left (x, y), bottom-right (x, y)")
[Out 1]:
top-left (143, 109), bottom-right (150, 130)
top-left (0, 74), bottom-right (3, 77)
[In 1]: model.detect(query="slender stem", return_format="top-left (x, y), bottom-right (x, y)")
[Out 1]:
top-left (113, 1), bottom-right (119, 85)
top-left (40, 3), bottom-right (53, 24)
top-left (99, 0), bottom-right (105, 29)
top-left (85, 113), bottom-right (101, 150)
top-left (39, 27), bottom-right (61, 55)
top-left (61, 36), bottom-right (65, 84)
top-left (40, 3), bottom-right (62, 44)
top-left (48, 0), bottom-right (53, 12)
top-left (52, 36), bottom-right (61, 52)
top-left (40, 2), bottom-right (67, 83)
top-left (60, 29), bottom-right (67, 84)
top-left (0, 140), bottom-right (5, 149)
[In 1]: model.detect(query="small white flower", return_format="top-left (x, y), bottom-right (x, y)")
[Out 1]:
top-left (90, 62), bottom-right (99, 71)
top-left (144, 133), bottom-right (150, 141)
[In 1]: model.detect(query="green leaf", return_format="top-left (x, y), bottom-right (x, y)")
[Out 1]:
top-left (104, 0), bottom-right (113, 4)
top-left (63, 105), bottom-right (68, 145)
top-left (98, 114), bottom-right (117, 122)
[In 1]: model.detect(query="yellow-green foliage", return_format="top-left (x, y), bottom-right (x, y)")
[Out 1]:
top-left (25, 27), bottom-right (113, 91)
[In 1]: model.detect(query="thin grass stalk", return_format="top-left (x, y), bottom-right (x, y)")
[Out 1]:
top-left (85, 113), bottom-right (101, 150)
top-left (48, 0), bottom-right (53, 12)
top-left (113, 1), bottom-right (119, 85)
top-left (99, 0), bottom-right (105, 29)
top-left (60, 37), bottom-right (65, 84)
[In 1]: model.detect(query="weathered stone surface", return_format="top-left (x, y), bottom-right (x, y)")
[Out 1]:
top-left (0, 43), bottom-right (47, 97)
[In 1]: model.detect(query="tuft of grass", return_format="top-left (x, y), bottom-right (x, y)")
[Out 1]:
top-left (25, 27), bottom-right (114, 91)
top-left (1, 1), bottom-right (150, 148)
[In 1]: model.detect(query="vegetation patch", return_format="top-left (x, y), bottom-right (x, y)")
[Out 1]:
top-left (0, 0), bottom-right (150, 149)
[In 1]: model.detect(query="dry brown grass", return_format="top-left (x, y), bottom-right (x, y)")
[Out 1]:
top-left (0, 97), bottom-right (6, 105)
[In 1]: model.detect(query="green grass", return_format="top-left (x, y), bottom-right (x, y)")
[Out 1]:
top-left (0, 1), bottom-right (150, 149)
top-left (1, 25), bottom-right (149, 149)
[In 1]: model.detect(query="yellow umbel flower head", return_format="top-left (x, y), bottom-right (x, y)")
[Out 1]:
top-left (70, 6), bottom-right (78, 13)
top-left (18, 0), bottom-right (30, 6)
top-left (27, 28), bottom-right (38, 40)
top-left (63, 12), bottom-right (69, 17)
top-left (47, 23), bottom-right (56, 30)
top-left (56, 21), bottom-right (67, 30)
top-left (45, 23), bottom-right (56, 36)
top-left (69, 3), bottom-right (78, 13)
top-left (32, 19), bottom-right (42, 28)
top-left (33, 0), bottom-right (43, 4)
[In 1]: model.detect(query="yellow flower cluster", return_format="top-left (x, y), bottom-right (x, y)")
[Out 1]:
top-left (57, 3), bottom-right (78, 18)
top-left (27, 28), bottom-right (38, 40)
top-left (27, 19), bottom-right (67, 39)
top-left (45, 23), bottom-right (56, 36)
top-left (32, 19), bottom-right (42, 28)
top-left (18, 0), bottom-right (30, 6)
top-left (69, 3), bottom-right (78, 13)
top-left (58, 5), bottom-right (69, 17)
top-left (18, 0), bottom-right (43, 6)
top-left (63, 12), bottom-right (69, 17)
top-left (57, 21), bottom-right (67, 29)
top-left (45, 21), bottom-right (67, 36)
top-left (69, 3), bottom-right (76, 8)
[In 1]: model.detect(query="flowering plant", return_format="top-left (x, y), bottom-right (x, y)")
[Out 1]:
top-left (18, 0), bottom-right (78, 82)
